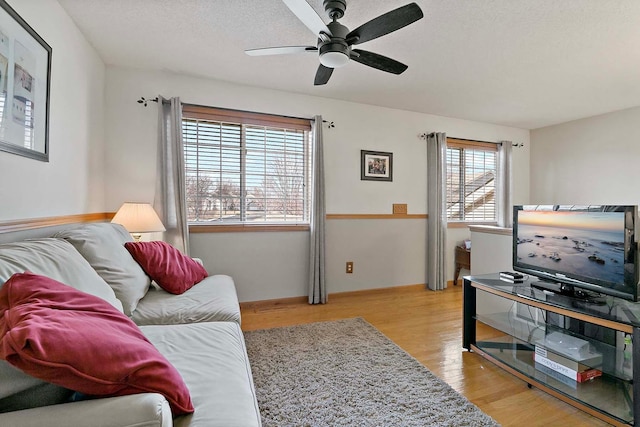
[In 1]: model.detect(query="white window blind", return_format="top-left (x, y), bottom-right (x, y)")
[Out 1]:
top-left (446, 138), bottom-right (497, 222)
top-left (182, 105), bottom-right (312, 224)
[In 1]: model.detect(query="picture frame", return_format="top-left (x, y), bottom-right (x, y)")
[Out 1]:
top-left (361, 150), bottom-right (393, 182)
top-left (0, 0), bottom-right (52, 162)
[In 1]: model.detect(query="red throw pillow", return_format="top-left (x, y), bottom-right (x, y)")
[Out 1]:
top-left (124, 241), bottom-right (208, 295)
top-left (0, 272), bottom-right (194, 415)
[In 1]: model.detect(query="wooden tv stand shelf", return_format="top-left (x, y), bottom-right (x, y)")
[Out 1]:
top-left (463, 274), bottom-right (640, 426)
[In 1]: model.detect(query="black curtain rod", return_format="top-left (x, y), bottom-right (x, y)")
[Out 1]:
top-left (138, 98), bottom-right (335, 127)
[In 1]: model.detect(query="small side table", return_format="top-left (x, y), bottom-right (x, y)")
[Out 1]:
top-left (454, 245), bottom-right (471, 285)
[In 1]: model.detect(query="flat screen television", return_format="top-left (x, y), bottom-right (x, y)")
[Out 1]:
top-left (513, 205), bottom-right (639, 301)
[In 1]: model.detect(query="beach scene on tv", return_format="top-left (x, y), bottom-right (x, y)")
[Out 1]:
top-left (516, 210), bottom-right (625, 284)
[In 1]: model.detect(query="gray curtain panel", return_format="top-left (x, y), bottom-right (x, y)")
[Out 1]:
top-left (497, 141), bottom-right (513, 228)
top-left (308, 115), bottom-right (326, 304)
top-left (426, 132), bottom-right (447, 291)
top-left (154, 96), bottom-right (190, 255)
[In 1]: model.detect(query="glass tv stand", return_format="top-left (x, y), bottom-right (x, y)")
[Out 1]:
top-left (463, 274), bottom-right (640, 426)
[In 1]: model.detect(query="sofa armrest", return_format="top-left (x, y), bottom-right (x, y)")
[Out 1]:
top-left (0, 393), bottom-right (172, 427)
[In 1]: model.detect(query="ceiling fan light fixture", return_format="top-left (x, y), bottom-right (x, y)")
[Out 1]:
top-left (319, 50), bottom-right (349, 68)
top-left (319, 39), bottom-right (350, 68)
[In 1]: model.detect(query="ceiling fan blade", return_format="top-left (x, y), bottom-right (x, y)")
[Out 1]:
top-left (350, 49), bottom-right (408, 74)
top-left (314, 64), bottom-right (334, 86)
top-left (282, 0), bottom-right (332, 37)
top-left (346, 3), bottom-right (423, 45)
top-left (245, 46), bottom-right (317, 56)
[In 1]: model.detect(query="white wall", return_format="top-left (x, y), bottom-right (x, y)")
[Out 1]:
top-left (0, 0), bottom-right (532, 301)
top-left (470, 227), bottom-right (514, 315)
top-left (0, 0), bottom-right (105, 220)
top-left (104, 67), bottom-right (530, 302)
top-left (326, 219), bottom-right (426, 291)
top-left (470, 228), bottom-right (513, 276)
top-left (7, 1), bottom-right (637, 303)
top-left (530, 106), bottom-right (640, 205)
top-left (190, 231), bottom-right (309, 302)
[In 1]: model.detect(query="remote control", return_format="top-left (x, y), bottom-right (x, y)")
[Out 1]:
top-left (500, 271), bottom-right (523, 280)
top-left (499, 271), bottom-right (524, 283)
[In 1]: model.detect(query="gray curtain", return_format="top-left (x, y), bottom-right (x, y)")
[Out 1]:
top-left (154, 96), bottom-right (190, 254)
top-left (497, 141), bottom-right (513, 228)
top-left (426, 132), bottom-right (447, 291)
top-left (308, 115), bottom-right (326, 304)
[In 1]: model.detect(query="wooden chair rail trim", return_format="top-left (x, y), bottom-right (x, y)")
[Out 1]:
top-left (326, 214), bottom-right (427, 220)
top-left (0, 212), bottom-right (115, 234)
top-left (1, 211), bottom-right (429, 235)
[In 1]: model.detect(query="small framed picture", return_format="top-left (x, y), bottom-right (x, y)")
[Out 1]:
top-left (361, 150), bottom-right (393, 182)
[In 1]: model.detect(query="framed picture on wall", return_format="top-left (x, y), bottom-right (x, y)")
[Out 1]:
top-left (361, 150), bottom-right (393, 182)
top-left (0, 0), bottom-right (52, 162)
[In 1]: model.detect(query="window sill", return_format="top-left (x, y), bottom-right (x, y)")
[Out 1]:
top-left (447, 221), bottom-right (498, 229)
top-left (189, 224), bottom-right (310, 233)
top-left (468, 225), bottom-right (512, 236)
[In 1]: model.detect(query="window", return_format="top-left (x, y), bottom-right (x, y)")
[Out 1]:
top-left (182, 105), bottom-right (312, 225)
top-left (445, 138), bottom-right (497, 223)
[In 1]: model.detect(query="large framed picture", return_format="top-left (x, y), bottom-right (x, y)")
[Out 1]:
top-left (361, 150), bottom-right (393, 182)
top-left (0, 0), bottom-right (51, 162)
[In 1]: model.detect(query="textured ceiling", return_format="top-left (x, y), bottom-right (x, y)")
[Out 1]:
top-left (57, 0), bottom-right (640, 129)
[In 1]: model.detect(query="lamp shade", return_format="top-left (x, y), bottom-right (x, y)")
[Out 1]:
top-left (111, 203), bottom-right (166, 234)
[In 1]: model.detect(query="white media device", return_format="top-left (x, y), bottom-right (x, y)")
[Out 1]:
top-left (540, 331), bottom-right (600, 361)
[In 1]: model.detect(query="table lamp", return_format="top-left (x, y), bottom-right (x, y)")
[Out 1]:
top-left (111, 202), bottom-right (166, 242)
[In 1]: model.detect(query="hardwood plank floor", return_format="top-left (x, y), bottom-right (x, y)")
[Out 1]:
top-left (241, 285), bottom-right (612, 427)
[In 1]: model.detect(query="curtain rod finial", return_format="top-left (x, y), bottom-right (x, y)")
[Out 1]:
top-left (137, 96), bottom-right (159, 107)
top-left (420, 132), bottom-right (438, 139)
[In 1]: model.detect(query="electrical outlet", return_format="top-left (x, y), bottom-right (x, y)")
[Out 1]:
top-left (346, 261), bottom-right (354, 274)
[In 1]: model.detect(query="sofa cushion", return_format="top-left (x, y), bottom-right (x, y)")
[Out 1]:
top-left (0, 393), bottom-right (173, 427)
top-left (0, 238), bottom-right (124, 408)
top-left (132, 275), bottom-right (241, 326)
top-left (0, 380), bottom-right (73, 413)
top-left (0, 238), bottom-right (123, 312)
top-left (0, 362), bottom-right (44, 401)
top-left (0, 272), bottom-right (194, 416)
top-left (141, 322), bottom-right (262, 427)
top-left (55, 223), bottom-right (151, 316)
top-left (124, 241), bottom-right (208, 295)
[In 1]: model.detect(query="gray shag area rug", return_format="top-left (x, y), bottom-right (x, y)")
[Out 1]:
top-left (244, 318), bottom-right (500, 427)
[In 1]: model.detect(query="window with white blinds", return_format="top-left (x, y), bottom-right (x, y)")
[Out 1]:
top-left (182, 105), bottom-right (312, 225)
top-left (445, 138), bottom-right (498, 223)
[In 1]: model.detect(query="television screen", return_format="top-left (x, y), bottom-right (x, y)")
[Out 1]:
top-left (513, 205), bottom-right (639, 301)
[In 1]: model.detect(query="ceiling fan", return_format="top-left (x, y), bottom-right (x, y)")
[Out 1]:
top-left (245, 0), bottom-right (424, 86)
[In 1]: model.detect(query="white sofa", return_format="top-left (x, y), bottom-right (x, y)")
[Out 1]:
top-left (0, 223), bottom-right (261, 427)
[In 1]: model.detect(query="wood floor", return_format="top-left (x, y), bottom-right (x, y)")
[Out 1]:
top-left (241, 284), bottom-right (611, 427)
